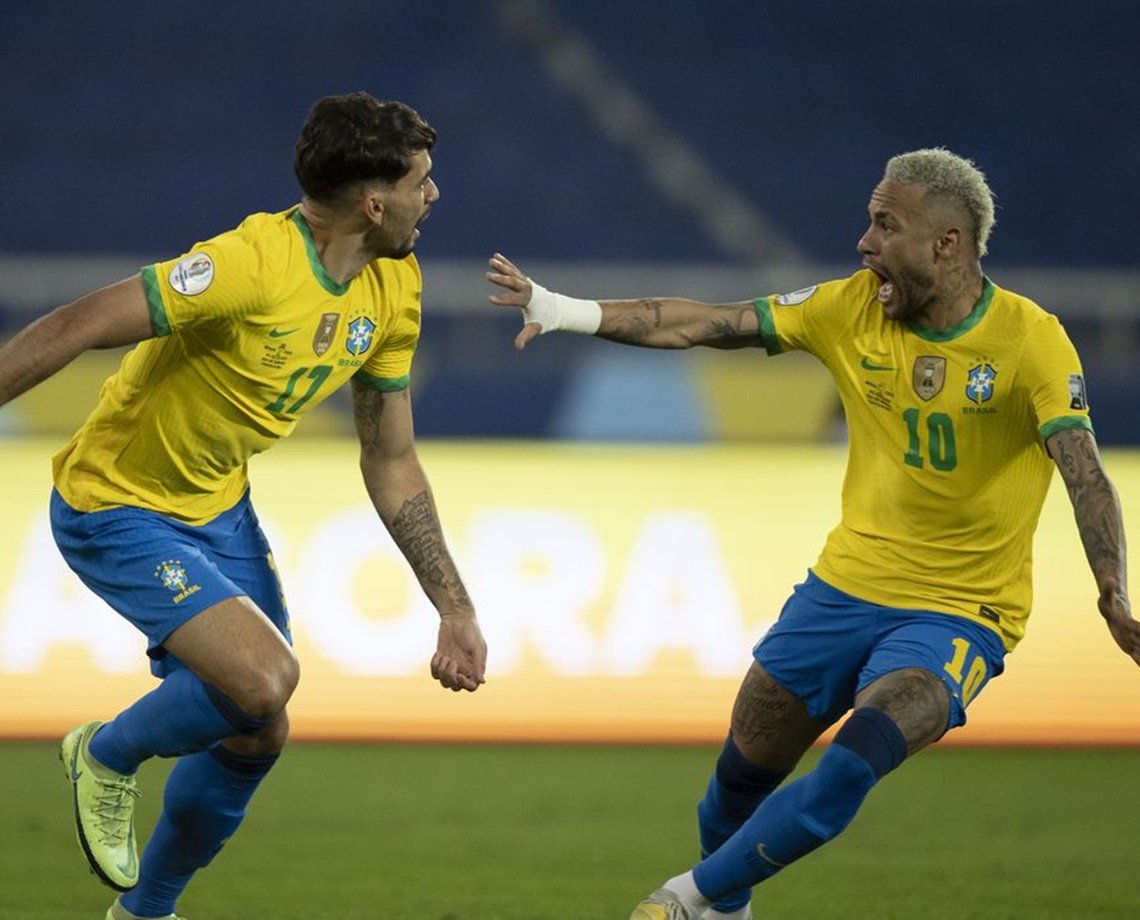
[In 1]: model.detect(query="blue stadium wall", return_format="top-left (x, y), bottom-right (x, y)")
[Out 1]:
top-left (2, 1), bottom-right (1137, 442)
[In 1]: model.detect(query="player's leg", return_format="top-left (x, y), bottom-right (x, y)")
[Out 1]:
top-left (693, 663), bottom-right (830, 918)
top-left (62, 594), bottom-right (297, 892)
top-left (633, 573), bottom-right (875, 919)
top-left (53, 492), bottom-right (298, 891)
top-left (684, 612), bottom-right (1005, 914)
top-left (88, 594), bottom-right (298, 773)
top-left (117, 709), bottom-right (289, 919)
top-left (116, 536), bottom-right (295, 918)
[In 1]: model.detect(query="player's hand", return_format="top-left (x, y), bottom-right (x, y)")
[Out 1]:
top-left (431, 612), bottom-right (488, 692)
top-left (1100, 588), bottom-right (1140, 666)
top-left (486, 253), bottom-right (543, 350)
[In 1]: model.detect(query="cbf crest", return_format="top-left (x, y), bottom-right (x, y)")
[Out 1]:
top-left (912, 356), bottom-right (946, 401)
top-left (966, 364), bottom-right (997, 404)
top-left (154, 559), bottom-right (201, 605)
top-left (345, 316), bottom-right (377, 356)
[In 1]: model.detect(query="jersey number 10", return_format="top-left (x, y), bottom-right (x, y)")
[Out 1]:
top-left (902, 408), bottom-right (958, 472)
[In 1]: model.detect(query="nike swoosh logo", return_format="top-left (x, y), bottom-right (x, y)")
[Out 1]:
top-left (860, 356), bottom-right (895, 371)
top-left (268, 327), bottom-right (301, 338)
top-left (756, 843), bottom-right (789, 869)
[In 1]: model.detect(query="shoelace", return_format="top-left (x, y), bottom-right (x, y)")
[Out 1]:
top-left (91, 774), bottom-right (140, 846)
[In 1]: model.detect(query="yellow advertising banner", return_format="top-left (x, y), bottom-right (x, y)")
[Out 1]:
top-left (1, 439), bottom-right (1137, 746)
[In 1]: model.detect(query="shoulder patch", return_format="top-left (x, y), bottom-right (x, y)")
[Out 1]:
top-left (1068, 373), bottom-right (1088, 410)
top-left (169, 253), bottom-right (215, 296)
top-left (775, 285), bottom-right (817, 306)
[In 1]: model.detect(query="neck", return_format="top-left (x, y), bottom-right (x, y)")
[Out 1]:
top-left (297, 201), bottom-right (373, 284)
top-left (918, 262), bottom-right (985, 330)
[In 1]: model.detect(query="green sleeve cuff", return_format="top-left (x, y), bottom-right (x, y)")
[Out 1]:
top-left (752, 297), bottom-right (783, 355)
top-left (354, 369), bottom-right (410, 392)
top-left (139, 264), bottom-right (171, 337)
top-left (1039, 415), bottom-right (1094, 442)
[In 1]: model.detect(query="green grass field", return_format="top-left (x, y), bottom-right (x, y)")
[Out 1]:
top-left (4, 742), bottom-right (1138, 919)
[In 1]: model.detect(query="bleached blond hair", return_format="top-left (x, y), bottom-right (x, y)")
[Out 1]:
top-left (884, 148), bottom-right (996, 257)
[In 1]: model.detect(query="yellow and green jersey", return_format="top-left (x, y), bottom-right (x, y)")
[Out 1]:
top-left (754, 269), bottom-right (1092, 650)
top-left (53, 208), bottom-right (421, 525)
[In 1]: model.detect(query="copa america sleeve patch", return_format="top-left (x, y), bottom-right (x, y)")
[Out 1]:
top-left (169, 253), bottom-right (215, 296)
top-left (1068, 373), bottom-right (1088, 410)
top-left (774, 285), bottom-right (818, 306)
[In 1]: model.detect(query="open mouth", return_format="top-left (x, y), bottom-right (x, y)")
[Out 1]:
top-left (865, 262), bottom-right (894, 305)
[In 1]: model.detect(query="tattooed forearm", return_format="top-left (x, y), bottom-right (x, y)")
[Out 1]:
top-left (1051, 429), bottom-right (1128, 593)
top-left (351, 379), bottom-right (384, 449)
top-left (598, 299), bottom-right (761, 349)
top-left (389, 490), bottom-right (474, 610)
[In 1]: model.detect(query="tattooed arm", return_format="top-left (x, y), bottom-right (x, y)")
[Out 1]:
top-left (351, 379), bottom-right (486, 691)
top-left (486, 252), bottom-right (764, 350)
top-left (1046, 427), bottom-right (1138, 665)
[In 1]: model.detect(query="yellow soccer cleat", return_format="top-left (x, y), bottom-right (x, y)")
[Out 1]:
top-left (106, 896), bottom-right (186, 920)
top-left (630, 887), bottom-right (697, 920)
top-left (60, 720), bottom-right (140, 891)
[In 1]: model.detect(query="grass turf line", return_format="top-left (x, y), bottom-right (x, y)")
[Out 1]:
top-left (4, 742), bottom-right (1138, 919)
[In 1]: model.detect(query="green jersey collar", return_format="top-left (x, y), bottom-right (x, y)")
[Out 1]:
top-left (906, 277), bottom-right (995, 342)
top-left (289, 209), bottom-right (351, 296)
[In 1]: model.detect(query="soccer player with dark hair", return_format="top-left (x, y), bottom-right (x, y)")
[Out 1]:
top-left (488, 147), bottom-right (1136, 920)
top-left (0, 91), bottom-right (487, 920)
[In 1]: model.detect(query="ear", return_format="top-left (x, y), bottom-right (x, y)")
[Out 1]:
top-left (363, 188), bottom-right (386, 225)
top-left (934, 226), bottom-right (961, 260)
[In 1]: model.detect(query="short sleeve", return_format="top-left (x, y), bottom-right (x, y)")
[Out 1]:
top-left (752, 273), bottom-right (870, 359)
top-left (140, 225), bottom-right (269, 335)
top-left (354, 258), bottom-right (423, 392)
top-left (1019, 313), bottom-right (1094, 441)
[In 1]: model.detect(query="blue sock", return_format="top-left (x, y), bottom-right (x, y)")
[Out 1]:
top-left (89, 668), bottom-right (270, 774)
top-left (120, 746), bottom-right (278, 918)
top-left (697, 734), bottom-right (789, 913)
top-left (693, 708), bottom-right (907, 901)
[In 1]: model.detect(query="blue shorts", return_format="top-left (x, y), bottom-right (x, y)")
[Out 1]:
top-left (50, 489), bottom-right (291, 677)
top-left (754, 571), bottom-right (1006, 730)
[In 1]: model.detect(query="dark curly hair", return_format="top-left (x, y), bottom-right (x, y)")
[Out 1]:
top-left (293, 92), bottom-right (437, 203)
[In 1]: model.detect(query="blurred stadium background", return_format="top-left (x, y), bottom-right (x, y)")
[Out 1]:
top-left (2, 2), bottom-right (1139, 743)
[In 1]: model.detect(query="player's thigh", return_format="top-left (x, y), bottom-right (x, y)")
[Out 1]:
top-left (730, 661), bottom-right (832, 771)
top-left (163, 595), bottom-right (299, 713)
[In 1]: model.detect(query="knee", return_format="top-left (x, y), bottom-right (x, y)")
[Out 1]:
top-left (226, 710), bottom-right (291, 757)
top-left (233, 649), bottom-right (300, 720)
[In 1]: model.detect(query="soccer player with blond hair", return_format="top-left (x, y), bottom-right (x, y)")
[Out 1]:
top-left (488, 147), bottom-right (1135, 920)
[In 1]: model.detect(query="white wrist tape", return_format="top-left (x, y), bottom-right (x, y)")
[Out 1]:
top-left (525, 281), bottom-right (602, 335)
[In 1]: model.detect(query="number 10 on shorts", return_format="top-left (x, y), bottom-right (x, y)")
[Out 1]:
top-left (943, 637), bottom-right (988, 706)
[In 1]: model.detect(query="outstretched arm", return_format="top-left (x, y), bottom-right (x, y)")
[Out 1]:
top-left (486, 252), bottom-right (763, 351)
top-left (351, 379), bottom-right (487, 691)
top-left (0, 276), bottom-right (156, 408)
top-left (1047, 427), bottom-right (1137, 665)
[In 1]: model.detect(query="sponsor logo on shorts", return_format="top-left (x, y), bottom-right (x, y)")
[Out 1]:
top-left (155, 560), bottom-right (202, 605)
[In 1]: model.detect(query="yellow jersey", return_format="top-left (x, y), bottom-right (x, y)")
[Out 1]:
top-left (754, 269), bottom-right (1092, 650)
top-left (53, 208), bottom-right (422, 525)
